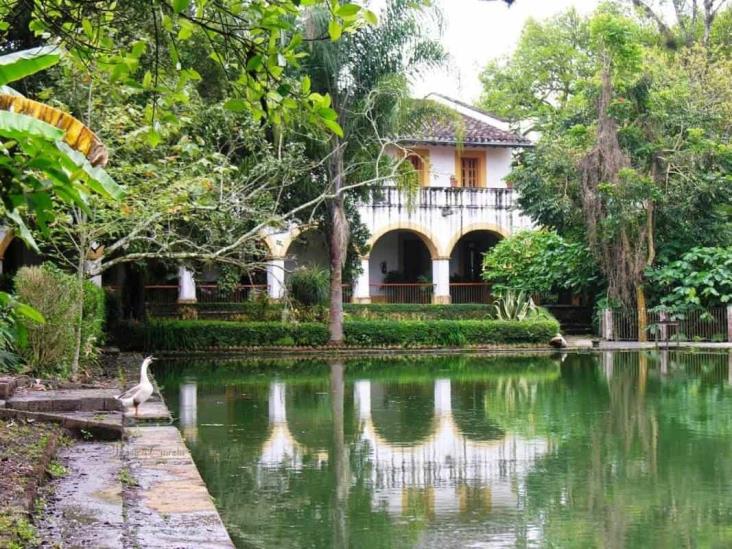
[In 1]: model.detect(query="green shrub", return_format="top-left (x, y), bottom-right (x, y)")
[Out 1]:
top-left (126, 317), bottom-right (559, 351)
top-left (13, 265), bottom-right (105, 377)
top-left (289, 266), bottom-right (329, 307)
top-left (343, 303), bottom-right (495, 320)
top-left (15, 265), bottom-right (80, 376)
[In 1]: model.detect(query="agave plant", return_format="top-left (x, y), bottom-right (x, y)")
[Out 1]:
top-left (492, 289), bottom-right (537, 321)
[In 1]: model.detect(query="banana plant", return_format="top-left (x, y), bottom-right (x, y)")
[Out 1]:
top-left (0, 46), bottom-right (123, 340)
top-left (492, 289), bottom-right (537, 321)
top-left (0, 45), bottom-right (123, 250)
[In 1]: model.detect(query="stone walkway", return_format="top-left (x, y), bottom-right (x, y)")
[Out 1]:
top-left (1, 374), bottom-right (234, 548)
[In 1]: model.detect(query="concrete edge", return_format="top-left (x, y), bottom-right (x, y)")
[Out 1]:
top-left (0, 408), bottom-right (123, 440)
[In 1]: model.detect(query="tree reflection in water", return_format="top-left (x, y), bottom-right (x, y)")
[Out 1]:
top-left (157, 351), bottom-right (732, 548)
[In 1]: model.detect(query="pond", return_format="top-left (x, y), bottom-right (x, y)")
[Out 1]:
top-left (157, 351), bottom-right (732, 548)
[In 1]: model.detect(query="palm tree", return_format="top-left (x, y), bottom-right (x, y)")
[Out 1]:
top-left (301, 0), bottom-right (446, 344)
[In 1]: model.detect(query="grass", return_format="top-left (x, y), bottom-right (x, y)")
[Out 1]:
top-left (118, 467), bottom-right (138, 487)
top-left (0, 419), bottom-right (64, 548)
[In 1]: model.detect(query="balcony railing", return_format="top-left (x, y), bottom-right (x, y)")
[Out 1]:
top-left (449, 283), bottom-right (491, 304)
top-left (370, 283), bottom-right (434, 304)
top-left (196, 284), bottom-right (267, 303)
top-left (363, 186), bottom-right (516, 210)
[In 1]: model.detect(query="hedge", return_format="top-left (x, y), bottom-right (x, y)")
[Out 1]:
top-left (343, 303), bottom-right (495, 320)
top-left (116, 317), bottom-right (559, 351)
top-left (147, 302), bottom-right (497, 321)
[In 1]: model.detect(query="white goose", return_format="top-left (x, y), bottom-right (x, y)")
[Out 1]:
top-left (116, 356), bottom-right (155, 417)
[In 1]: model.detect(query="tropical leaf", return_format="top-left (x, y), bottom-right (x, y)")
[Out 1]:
top-left (0, 46), bottom-right (61, 87)
top-left (0, 94), bottom-right (109, 166)
top-left (0, 110), bottom-right (64, 142)
top-left (56, 142), bottom-right (124, 200)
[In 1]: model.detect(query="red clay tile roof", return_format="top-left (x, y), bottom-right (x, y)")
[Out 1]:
top-left (399, 98), bottom-right (531, 147)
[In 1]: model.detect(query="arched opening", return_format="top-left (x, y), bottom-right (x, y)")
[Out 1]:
top-left (449, 230), bottom-right (502, 303)
top-left (369, 229), bottom-right (436, 303)
top-left (284, 228), bottom-right (330, 283)
top-left (370, 382), bottom-right (436, 446)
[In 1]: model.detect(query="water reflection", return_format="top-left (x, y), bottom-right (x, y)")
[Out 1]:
top-left (164, 351), bottom-right (732, 548)
top-left (179, 380), bottom-right (197, 442)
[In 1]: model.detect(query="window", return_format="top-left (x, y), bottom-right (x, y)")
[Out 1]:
top-left (405, 149), bottom-right (430, 186)
top-left (461, 158), bottom-right (479, 188)
top-left (454, 151), bottom-right (486, 187)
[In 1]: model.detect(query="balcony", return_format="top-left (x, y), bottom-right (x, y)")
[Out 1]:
top-left (362, 186), bottom-right (517, 211)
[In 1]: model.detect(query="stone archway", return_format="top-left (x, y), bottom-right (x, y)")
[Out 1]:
top-left (446, 226), bottom-right (506, 303)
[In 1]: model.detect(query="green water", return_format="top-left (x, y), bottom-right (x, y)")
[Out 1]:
top-left (157, 351), bottom-right (732, 548)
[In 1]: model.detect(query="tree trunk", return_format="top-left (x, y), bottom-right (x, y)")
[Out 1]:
top-left (71, 248), bottom-right (85, 380)
top-left (328, 141), bottom-right (348, 345)
top-left (636, 284), bottom-right (648, 342)
top-left (330, 360), bottom-right (349, 547)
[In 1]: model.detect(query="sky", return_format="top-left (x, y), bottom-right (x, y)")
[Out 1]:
top-left (408, 0), bottom-right (602, 101)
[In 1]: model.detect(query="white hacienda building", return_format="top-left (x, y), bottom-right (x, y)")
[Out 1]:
top-left (264, 94), bottom-right (533, 305)
top-left (0, 95), bottom-right (533, 306)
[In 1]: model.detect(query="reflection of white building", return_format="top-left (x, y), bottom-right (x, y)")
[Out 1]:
top-left (355, 379), bottom-right (549, 516)
top-left (245, 378), bottom-right (549, 518)
top-left (258, 382), bottom-right (328, 470)
top-left (179, 381), bottom-right (198, 443)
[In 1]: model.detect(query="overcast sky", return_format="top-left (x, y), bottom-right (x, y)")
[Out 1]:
top-left (408, 0), bottom-right (602, 101)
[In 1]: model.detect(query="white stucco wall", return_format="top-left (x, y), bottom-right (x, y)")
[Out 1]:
top-left (414, 145), bottom-right (514, 189)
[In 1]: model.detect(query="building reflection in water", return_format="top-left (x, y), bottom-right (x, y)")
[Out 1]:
top-left (259, 381), bottom-right (328, 469)
top-left (258, 376), bottom-right (550, 518)
top-left (179, 380), bottom-right (198, 443)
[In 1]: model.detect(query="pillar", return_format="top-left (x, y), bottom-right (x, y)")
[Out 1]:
top-left (177, 265), bottom-right (197, 303)
top-left (354, 380), bottom-right (371, 421)
top-left (602, 309), bottom-right (614, 340)
top-left (180, 381), bottom-right (198, 442)
top-left (269, 382), bottom-right (287, 424)
top-left (84, 257), bottom-right (102, 287)
top-left (434, 379), bottom-right (452, 415)
top-left (432, 257), bottom-right (451, 304)
top-left (658, 311), bottom-right (668, 344)
top-left (727, 305), bottom-right (732, 343)
top-left (603, 351), bottom-right (614, 381)
top-left (266, 257), bottom-right (286, 300)
top-left (352, 257), bottom-right (371, 304)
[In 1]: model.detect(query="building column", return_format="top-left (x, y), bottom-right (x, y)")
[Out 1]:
top-left (267, 257), bottom-right (286, 300)
top-left (434, 379), bottom-right (452, 415)
top-left (352, 256), bottom-right (371, 304)
top-left (602, 309), bottom-right (614, 340)
top-left (177, 265), bottom-right (197, 303)
top-left (432, 257), bottom-right (451, 304)
top-left (727, 305), bottom-right (732, 343)
top-left (84, 257), bottom-right (103, 287)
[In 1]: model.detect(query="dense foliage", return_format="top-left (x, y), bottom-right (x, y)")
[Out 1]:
top-left (122, 317), bottom-right (560, 350)
top-left (289, 266), bottom-right (330, 308)
top-left (482, 230), bottom-right (598, 295)
top-left (647, 246), bottom-right (732, 312)
top-left (480, 3), bottom-right (732, 332)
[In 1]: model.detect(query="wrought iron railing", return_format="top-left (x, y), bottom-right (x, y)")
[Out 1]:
top-left (196, 284), bottom-right (267, 303)
top-left (602, 307), bottom-right (729, 342)
top-left (449, 283), bottom-right (491, 304)
top-left (369, 283), bottom-right (434, 304)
